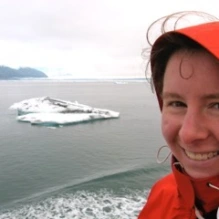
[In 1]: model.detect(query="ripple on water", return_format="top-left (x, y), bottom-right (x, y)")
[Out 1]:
top-left (0, 189), bottom-right (149, 219)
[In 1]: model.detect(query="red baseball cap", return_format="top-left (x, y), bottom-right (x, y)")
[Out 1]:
top-left (176, 22), bottom-right (219, 59)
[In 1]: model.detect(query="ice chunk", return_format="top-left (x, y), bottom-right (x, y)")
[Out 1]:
top-left (9, 97), bottom-right (120, 126)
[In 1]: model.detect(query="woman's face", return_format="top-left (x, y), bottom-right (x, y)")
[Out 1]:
top-left (162, 50), bottom-right (219, 179)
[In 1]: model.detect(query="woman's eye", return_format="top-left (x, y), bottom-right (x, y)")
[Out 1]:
top-left (167, 101), bottom-right (186, 107)
top-left (211, 103), bottom-right (219, 109)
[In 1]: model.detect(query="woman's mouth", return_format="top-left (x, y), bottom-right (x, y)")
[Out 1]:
top-left (185, 150), bottom-right (219, 161)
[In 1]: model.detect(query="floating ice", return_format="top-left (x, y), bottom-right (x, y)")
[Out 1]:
top-left (9, 97), bottom-right (120, 126)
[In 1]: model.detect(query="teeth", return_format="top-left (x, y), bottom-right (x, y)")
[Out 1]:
top-left (185, 151), bottom-right (218, 161)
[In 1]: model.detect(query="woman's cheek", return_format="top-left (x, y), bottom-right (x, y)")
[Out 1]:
top-left (161, 115), bottom-right (177, 143)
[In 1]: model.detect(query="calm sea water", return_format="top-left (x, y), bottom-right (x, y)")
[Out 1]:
top-left (0, 80), bottom-right (169, 219)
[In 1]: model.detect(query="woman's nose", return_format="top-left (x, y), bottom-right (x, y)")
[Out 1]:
top-left (178, 110), bottom-right (209, 144)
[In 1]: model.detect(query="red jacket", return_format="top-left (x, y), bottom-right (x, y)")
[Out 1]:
top-left (138, 157), bottom-right (219, 219)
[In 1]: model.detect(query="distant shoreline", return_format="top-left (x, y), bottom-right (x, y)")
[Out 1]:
top-left (0, 78), bottom-right (148, 82)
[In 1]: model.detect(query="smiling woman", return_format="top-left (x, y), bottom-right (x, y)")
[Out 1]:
top-left (138, 11), bottom-right (219, 219)
top-left (162, 50), bottom-right (219, 179)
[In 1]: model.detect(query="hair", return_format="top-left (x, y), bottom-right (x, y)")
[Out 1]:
top-left (143, 11), bottom-right (219, 96)
top-left (150, 33), bottom-right (204, 96)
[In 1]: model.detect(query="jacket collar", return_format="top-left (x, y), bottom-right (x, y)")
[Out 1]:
top-left (171, 156), bottom-right (219, 213)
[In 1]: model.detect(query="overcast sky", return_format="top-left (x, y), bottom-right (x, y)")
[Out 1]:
top-left (0, 0), bottom-right (218, 78)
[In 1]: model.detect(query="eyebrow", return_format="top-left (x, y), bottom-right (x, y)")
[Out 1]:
top-left (201, 94), bottom-right (219, 100)
top-left (162, 92), bottom-right (219, 100)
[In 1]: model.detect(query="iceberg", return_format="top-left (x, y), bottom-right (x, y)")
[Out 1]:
top-left (9, 97), bottom-right (120, 126)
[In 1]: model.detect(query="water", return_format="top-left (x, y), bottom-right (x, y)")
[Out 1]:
top-left (0, 80), bottom-right (169, 218)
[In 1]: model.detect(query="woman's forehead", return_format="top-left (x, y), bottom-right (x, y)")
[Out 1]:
top-left (165, 50), bottom-right (219, 75)
top-left (163, 50), bottom-right (219, 91)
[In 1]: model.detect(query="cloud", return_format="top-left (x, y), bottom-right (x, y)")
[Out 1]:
top-left (0, 0), bottom-right (218, 78)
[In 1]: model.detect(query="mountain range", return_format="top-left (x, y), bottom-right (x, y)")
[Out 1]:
top-left (0, 66), bottom-right (47, 79)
